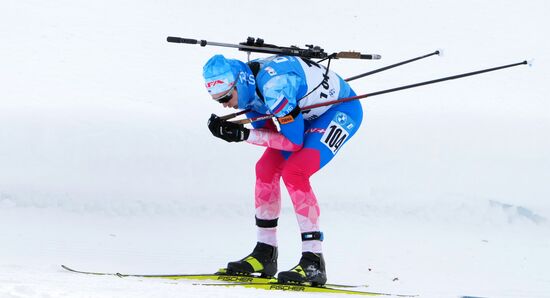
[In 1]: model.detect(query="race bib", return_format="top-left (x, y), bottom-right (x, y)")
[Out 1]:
top-left (321, 112), bottom-right (355, 154)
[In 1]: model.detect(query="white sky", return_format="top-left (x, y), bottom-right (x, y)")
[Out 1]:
top-left (0, 0), bottom-right (549, 211)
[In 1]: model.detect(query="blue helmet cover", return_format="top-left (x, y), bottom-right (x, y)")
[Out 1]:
top-left (202, 55), bottom-right (236, 95)
top-left (202, 55), bottom-right (256, 109)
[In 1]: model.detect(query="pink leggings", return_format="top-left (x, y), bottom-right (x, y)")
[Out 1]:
top-left (255, 147), bottom-right (322, 251)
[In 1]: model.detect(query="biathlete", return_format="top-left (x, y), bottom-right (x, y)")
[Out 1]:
top-left (202, 54), bottom-right (363, 285)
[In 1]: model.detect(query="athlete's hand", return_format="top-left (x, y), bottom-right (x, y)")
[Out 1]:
top-left (207, 114), bottom-right (250, 143)
top-left (220, 120), bottom-right (250, 142)
top-left (207, 114), bottom-right (223, 137)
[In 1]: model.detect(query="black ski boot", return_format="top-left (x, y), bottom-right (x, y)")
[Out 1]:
top-left (226, 242), bottom-right (278, 278)
top-left (277, 252), bottom-right (327, 286)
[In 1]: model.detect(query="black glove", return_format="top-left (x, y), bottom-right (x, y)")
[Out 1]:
top-left (207, 114), bottom-right (250, 143)
top-left (207, 114), bottom-right (223, 137)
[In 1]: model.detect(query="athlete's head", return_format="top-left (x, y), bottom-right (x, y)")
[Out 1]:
top-left (202, 55), bottom-right (255, 109)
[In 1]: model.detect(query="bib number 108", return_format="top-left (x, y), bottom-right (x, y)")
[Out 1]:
top-left (322, 122), bottom-right (348, 154)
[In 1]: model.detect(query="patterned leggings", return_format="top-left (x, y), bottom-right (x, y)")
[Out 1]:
top-left (255, 100), bottom-right (363, 252)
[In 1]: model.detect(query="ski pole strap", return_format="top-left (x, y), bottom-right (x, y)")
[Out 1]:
top-left (302, 231), bottom-right (324, 241)
top-left (256, 216), bottom-right (278, 228)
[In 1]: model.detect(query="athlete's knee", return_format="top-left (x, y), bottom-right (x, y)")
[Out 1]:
top-left (281, 160), bottom-right (304, 186)
top-left (256, 159), bottom-right (277, 181)
top-left (256, 149), bottom-right (283, 181)
top-left (281, 152), bottom-right (319, 190)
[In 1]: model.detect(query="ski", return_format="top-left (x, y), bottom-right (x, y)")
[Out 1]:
top-left (60, 265), bottom-right (361, 288)
top-left (200, 282), bottom-right (418, 297)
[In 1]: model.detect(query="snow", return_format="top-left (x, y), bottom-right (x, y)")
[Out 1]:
top-left (1, 0), bottom-right (550, 297)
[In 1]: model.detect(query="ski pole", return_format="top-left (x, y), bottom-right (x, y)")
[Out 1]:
top-left (220, 51), bottom-right (441, 121)
top-left (345, 50), bottom-right (441, 82)
top-left (231, 60), bottom-right (528, 125)
top-left (220, 109), bottom-right (248, 121)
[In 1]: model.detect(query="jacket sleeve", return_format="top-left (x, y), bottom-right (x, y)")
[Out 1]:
top-left (245, 73), bottom-right (304, 151)
top-left (246, 113), bottom-right (304, 151)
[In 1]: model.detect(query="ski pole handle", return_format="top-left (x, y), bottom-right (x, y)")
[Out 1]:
top-left (220, 109), bottom-right (250, 120)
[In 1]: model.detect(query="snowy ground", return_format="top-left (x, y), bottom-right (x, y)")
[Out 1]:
top-left (1, 199), bottom-right (549, 298)
top-left (1, 0), bottom-right (550, 297)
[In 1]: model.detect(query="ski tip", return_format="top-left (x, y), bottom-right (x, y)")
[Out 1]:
top-left (435, 48), bottom-right (445, 57)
